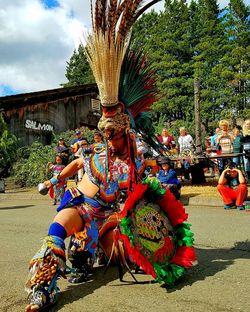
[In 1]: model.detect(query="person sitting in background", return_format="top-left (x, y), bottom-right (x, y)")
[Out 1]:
top-left (157, 157), bottom-right (181, 199)
top-left (158, 128), bottom-right (176, 150)
top-left (232, 126), bottom-right (243, 166)
top-left (217, 161), bottom-right (247, 210)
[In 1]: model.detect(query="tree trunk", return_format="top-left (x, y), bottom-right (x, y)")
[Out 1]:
top-left (194, 78), bottom-right (202, 154)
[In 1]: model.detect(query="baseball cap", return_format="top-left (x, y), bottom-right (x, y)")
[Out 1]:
top-left (75, 130), bottom-right (81, 135)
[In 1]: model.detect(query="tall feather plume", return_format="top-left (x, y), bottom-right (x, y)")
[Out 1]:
top-left (119, 47), bottom-right (158, 119)
top-left (85, 0), bottom-right (160, 107)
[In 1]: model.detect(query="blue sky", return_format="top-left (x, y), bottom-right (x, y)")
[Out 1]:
top-left (42, 0), bottom-right (60, 9)
top-left (0, 0), bottom-right (249, 97)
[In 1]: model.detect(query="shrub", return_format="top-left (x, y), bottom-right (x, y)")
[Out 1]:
top-left (0, 114), bottom-right (19, 177)
top-left (12, 127), bottom-right (96, 187)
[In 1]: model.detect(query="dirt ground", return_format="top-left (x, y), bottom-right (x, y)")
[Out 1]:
top-left (0, 195), bottom-right (250, 312)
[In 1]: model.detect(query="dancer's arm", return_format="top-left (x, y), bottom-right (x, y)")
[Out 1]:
top-left (45, 158), bottom-right (83, 188)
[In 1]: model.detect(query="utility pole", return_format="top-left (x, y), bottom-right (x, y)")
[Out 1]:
top-left (194, 77), bottom-right (202, 154)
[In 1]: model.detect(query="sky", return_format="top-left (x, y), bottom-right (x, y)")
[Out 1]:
top-left (0, 0), bottom-right (248, 97)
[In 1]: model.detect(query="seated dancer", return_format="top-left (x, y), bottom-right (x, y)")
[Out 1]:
top-left (157, 157), bottom-right (181, 199)
top-left (24, 1), bottom-right (196, 311)
top-left (217, 162), bottom-right (248, 210)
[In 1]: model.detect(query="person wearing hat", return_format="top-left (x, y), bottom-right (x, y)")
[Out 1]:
top-left (55, 138), bottom-right (69, 165)
top-left (157, 157), bottom-right (181, 199)
top-left (217, 161), bottom-right (248, 210)
top-left (70, 129), bottom-right (82, 146)
top-left (70, 130), bottom-right (83, 156)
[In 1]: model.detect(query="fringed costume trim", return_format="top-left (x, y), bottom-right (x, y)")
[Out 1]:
top-left (117, 178), bottom-right (197, 287)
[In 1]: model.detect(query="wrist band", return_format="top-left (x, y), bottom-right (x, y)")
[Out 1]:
top-left (57, 173), bottom-right (61, 182)
top-left (50, 176), bottom-right (59, 185)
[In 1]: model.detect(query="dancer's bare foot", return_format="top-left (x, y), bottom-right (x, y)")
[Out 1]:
top-left (25, 303), bottom-right (40, 311)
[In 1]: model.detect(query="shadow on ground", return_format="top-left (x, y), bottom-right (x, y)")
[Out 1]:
top-left (48, 240), bottom-right (250, 310)
top-left (167, 240), bottom-right (250, 292)
top-left (0, 205), bottom-right (35, 210)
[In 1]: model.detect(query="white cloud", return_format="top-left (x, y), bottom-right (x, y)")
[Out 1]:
top-left (0, 0), bottom-right (248, 96)
top-left (0, 0), bottom-right (86, 94)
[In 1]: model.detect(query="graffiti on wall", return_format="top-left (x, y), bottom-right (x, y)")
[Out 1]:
top-left (25, 119), bottom-right (53, 132)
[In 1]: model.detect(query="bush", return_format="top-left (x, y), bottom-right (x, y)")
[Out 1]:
top-left (12, 127), bottom-right (96, 187)
top-left (13, 142), bottom-right (55, 187)
top-left (0, 114), bottom-right (19, 177)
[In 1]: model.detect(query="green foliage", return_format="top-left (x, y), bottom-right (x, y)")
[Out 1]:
top-left (61, 0), bottom-right (249, 145)
top-left (0, 114), bottom-right (19, 177)
top-left (130, 0), bottom-right (250, 135)
top-left (13, 142), bottom-right (55, 187)
top-left (63, 44), bottom-right (95, 87)
top-left (12, 127), bottom-right (95, 187)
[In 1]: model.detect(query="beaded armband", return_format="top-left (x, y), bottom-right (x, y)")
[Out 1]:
top-left (50, 176), bottom-right (59, 186)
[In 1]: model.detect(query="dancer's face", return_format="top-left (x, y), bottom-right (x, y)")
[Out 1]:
top-left (98, 103), bottom-right (130, 140)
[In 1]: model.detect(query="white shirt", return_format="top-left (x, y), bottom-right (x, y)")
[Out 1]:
top-left (178, 134), bottom-right (194, 153)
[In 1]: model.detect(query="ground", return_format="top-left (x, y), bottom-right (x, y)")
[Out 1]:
top-left (0, 192), bottom-right (250, 312)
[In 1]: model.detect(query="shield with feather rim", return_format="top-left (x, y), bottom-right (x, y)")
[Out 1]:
top-left (115, 178), bottom-right (197, 286)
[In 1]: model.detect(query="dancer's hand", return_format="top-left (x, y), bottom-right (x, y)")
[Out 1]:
top-left (44, 180), bottom-right (52, 189)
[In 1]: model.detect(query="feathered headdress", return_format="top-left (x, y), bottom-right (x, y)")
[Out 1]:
top-left (85, 0), bottom-right (161, 107)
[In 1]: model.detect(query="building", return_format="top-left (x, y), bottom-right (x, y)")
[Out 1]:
top-left (0, 84), bottom-right (100, 145)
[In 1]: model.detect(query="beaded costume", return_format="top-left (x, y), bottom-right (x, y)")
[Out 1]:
top-left (25, 1), bottom-right (197, 310)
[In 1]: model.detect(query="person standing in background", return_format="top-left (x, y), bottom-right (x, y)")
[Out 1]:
top-left (178, 127), bottom-right (194, 181)
top-left (158, 128), bottom-right (176, 150)
top-left (241, 119), bottom-right (250, 179)
top-left (74, 138), bottom-right (89, 182)
top-left (178, 127), bottom-right (194, 153)
top-left (71, 130), bottom-right (82, 157)
top-left (232, 126), bottom-right (243, 166)
top-left (55, 138), bottom-right (69, 165)
top-left (210, 127), bottom-right (220, 151)
top-left (47, 155), bottom-right (66, 205)
top-left (216, 120), bottom-right (234, 174)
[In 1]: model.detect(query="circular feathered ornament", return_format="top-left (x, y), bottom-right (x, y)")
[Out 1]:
top-left (117, 178), bottom-right (197, 286)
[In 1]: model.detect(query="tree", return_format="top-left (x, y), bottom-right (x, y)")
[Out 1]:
top-left (64, 44), bottom-right (95, 87)
top-left (132, 0), bottom-right (194, 122)
top-left (0, 114), bottom-right (19, 177)
top-left (216, 0), bottom-right (250, 121)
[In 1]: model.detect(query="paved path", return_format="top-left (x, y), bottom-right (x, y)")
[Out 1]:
top-left (0, 196), bottom-right (250, 312)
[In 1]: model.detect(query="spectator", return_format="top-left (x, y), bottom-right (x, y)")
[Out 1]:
top-left (47, 155), bottom-right (66, 205)
top-left (55, 138), bottom-right (69, 165)
top-left (93, 131), bottom-right (103, 144)
top-left (178, 127), bottom-right (194, 181)
top-left (157, 156), bottom-right (181, 199)
top-left (178, 127), bottom-right (194, 153)
top-left (241, 119), bottom-right (250, 179)
top-left (210, 127), bottom-right (220, 152)
top-left (71, 130), bottom-right (82, 155)
top-left (135, 133), bottom-right (148, 161)
top-left (158, 128), bottom-right (176, 150)
top-left (216, 120), bottom-right (234, 174)
top-left (232, 127), bottom-right (243, 165)
top-left (216, 120), bottom-right (234, 154)
top-left (217, 161), bottom-right (247, 210)
top-left (74, 138), bottom-right (90, 182)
